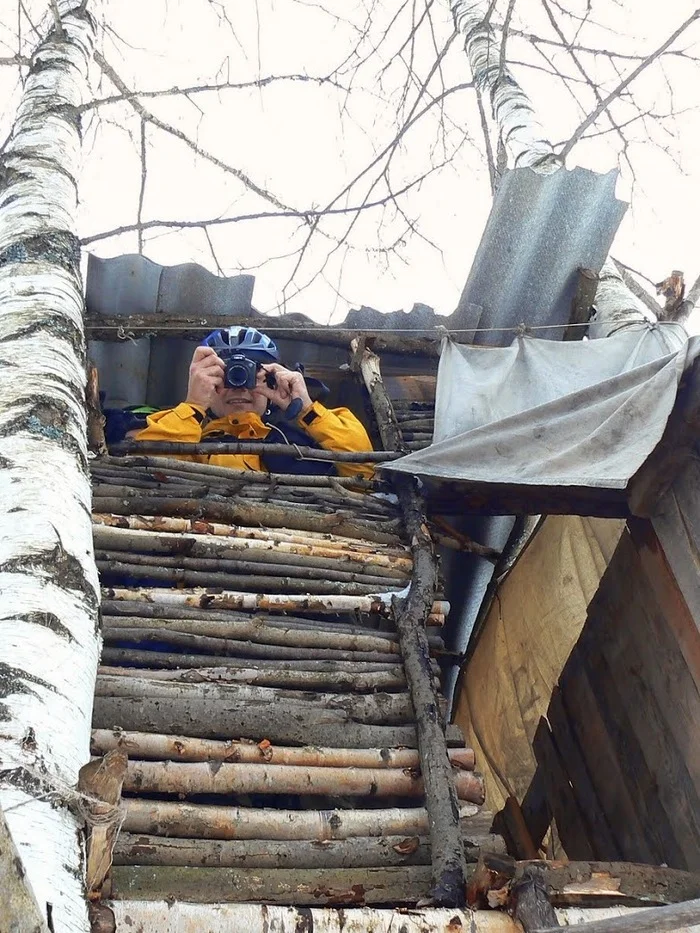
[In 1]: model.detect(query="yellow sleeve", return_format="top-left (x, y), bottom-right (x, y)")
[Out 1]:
top-left (132, 403), bottom-right (264, 472)
top-left (135, 403), bottom-right (206, 442)
top-left (296, 402), bottom-right (375, 479)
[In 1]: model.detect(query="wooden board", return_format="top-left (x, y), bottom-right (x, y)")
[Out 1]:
top-left (584, 531), bottom-right (700, 870)
top-left (531, 717), bottom-right (595, 859)
top-left (557, 656), bottom-right (656, 864)
top-left (546, 687), bottom-right (621, 861)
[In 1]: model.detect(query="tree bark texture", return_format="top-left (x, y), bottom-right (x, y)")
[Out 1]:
top-left (92, 493), bottom-right (403, 542)
top-left (97, 652), bottom-right (407, 675)
top-left (101, 625), bottom-right (403, 663)
top-left (352, 340), bottom-right (468, 906)
top-left (110, 440), bottom-right (398, 462)
top-left (94, 675), bottom-right (419, 726)
top-left (588, 260), bottom-right (651, 338)
top-left (95, 454), bottom-right (385, 488)
top-left (92, 696), bottom-right (465, 748)
top-left (97, 661), bottom-right (409, 691)
top-left (0, 7), bottom-right (99, 932)
top-left (98, 614), bottom-right (406, 654)
top-left (93, 514), bottom-right (409, 559)
top-left (451, 0), bottom-right (560, 171)
top-left (108, 863), bottom-right (438, 905)
top-left (120, 760), bottom-right (483, 802)
top-left (112, 832), bottom-right (497, 869)
top-left (91, 729), bottom-right (476, 770)
top-left (95, 902), bottom-right (698, 933)
top-left (97, 558), bottom-right (394, 596)
top-left (121, 799), bottom-right (480, 841)
top-left (100, 585), bottom-right (447, 623)
top-left (350, 338), bottom-right (407, 452)
top-left (94, 547), bottom-right (406, 588)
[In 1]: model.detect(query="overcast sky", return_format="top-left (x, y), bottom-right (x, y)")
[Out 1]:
top-left (1, 0), bottom-right (699, 333)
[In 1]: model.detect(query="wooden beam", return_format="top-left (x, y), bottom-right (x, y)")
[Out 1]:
top-left (426, 482), bottom-right (629, 518)
top-left (350, 337), bottom-right (406, 452)
top-left (0, 805), bottom-right (49, 932)
top-left (85, 313), bottom-right (442, 358)
top-left (351, 340), bottom-right (468, 906)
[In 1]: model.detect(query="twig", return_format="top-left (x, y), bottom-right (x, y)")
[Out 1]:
top-left (559, 9), bottom-right (700, 160)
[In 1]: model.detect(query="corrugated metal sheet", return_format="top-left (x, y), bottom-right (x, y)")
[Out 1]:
top-left (453, 166), bottom-right (626, 344)
top-left (85, 255), bottom-right (440, 409)
top-left (442, 166), bottom-right (627, 704)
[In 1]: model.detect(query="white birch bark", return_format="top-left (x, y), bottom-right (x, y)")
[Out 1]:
top-left (0, 5), bottom-right (99, 932)
top-left (451, 0), bottom-right (560, 172)
top-left (104, 902), bottom-right (663, 931)
top-left (451, 1), bottom-right (654, 334)
top-left (588, 259), bottom-right (654, 338)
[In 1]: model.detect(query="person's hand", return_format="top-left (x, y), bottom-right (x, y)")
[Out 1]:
top-left (185, 346), bottom-right (225, 409)
top-left (255, 363), bottom-right (312, 413)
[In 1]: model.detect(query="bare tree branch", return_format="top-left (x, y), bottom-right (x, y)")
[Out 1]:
top-left (558, 9), bottom-right (700, 160)
top-left (93, 50), bottom-right (296, 213)
top-left (80, 73), bottom-right (348, 111)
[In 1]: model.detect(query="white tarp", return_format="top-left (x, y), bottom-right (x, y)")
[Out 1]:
top-left (384, 323), bottom-right (699, 490)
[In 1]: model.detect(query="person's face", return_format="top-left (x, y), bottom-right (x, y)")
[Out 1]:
top-left (209, 384), bottom-right (267, 419)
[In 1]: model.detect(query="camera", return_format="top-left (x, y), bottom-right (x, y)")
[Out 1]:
top-left (223, 353), bottom-right (260, 389)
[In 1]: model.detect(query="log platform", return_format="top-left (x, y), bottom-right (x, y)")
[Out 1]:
top-left (88, 450), bottom-right (492, 914)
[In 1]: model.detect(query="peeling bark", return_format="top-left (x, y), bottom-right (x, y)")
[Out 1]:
top-left (0, 6), bottom-right (99, 932)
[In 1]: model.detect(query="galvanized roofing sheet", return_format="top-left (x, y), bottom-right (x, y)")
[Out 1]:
top-left (453, 165), bottom-right (626, 345)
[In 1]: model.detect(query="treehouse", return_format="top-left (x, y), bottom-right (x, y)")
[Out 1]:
top-left (69, 242), bottom-right (700, 933)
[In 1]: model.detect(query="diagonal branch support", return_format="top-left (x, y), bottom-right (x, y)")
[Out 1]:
top-left (350, 341), bottom-right (467, 906)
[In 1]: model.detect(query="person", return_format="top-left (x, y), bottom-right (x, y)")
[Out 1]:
top-left (133, 326), bottom-right (374, 478)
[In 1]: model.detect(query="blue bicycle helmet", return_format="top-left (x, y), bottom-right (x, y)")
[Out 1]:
top-left (202, 326), bottom-right (280, 364)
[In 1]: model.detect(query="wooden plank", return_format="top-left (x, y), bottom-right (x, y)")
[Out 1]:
top-left (426, 483), bottom-right (628, 518)
top-left (531, 718), bottom-right (595, 860)
top-left (546, 688), bottom-right (621, 861)
top-left (629, 516), bottom-right (700, 693)
top-left (557, 656), bottom-right (656, 863)
top-left (588, 533), bottom-right (700, 869)
top-left (575, 622), bottom-right (688, 869)
top-left (519, 766), bottom-right (553, 854)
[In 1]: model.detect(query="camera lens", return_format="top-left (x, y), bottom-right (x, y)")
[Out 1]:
top-left (226, 363), bottom-right (250, 387)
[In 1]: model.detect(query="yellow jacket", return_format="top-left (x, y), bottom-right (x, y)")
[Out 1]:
top-left (134, 400), bottom-right (375, 479)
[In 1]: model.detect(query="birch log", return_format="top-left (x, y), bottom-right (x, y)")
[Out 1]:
top-left (97, 661), bottom-right (409, 691)
top-left (101, 585), bottom-right (448, 621)
top-left (91, 729), bottom-right (475, 769)
top-left (451, 0), bottom-right (560, 172)
top-left (95, 903), bottom-right (561, 931)
top-left (352, 341), bottom-right (467, 905)
top-left (0, 6), bottom-right (98, 932)
top-left (122, 760), bottom-right (484, 802)
top-left (92, 696), bottom-right (465, 747)
top-left (108, 864), bottom-right (437, 905)
top-left (112, 833), bottom-right (502, 869)
top-left (122, 799), bottom-right (479, 840)
top-left (588, 260), bottom-right (655, 338)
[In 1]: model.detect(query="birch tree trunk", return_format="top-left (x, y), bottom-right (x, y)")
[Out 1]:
top-left (451, 0), bottom-right (560, 172)
top-left (451, 1), bottom-right (650, 332)
top-left (0, 5), bottom-right (99, 932)
top-left (588, 260), bottom-right (653, 338)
